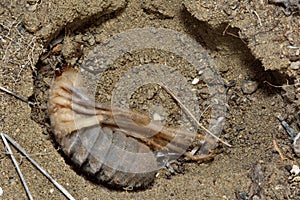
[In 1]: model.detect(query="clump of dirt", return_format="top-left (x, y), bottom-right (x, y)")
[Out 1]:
top-left (1, 0), bottom-right (300, 199)
top-left (184, 0), bottom-right (300, 77)
top-left (23, 0), bottom-right (127, 44)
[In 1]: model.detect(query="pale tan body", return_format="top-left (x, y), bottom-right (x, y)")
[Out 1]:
top-left (48, 68), bottom-right (212, 189)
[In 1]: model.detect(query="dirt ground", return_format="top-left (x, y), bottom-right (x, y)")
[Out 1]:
top-left (1, 0), bottom-right (300, 199)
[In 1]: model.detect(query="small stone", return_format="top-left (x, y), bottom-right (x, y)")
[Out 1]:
top-left (290, 165), bottom-right (300, 176)
top-left (153, 113), bottom-right (163, 121)
top-left (49, 188), bottom-right (54, 194)
top-left (252, 195), bottom-right (261, 200)
top-left (237, 192), bottom-right (248, 200)
top-left (74, 34), bottom-right (82, 42)
top-left (88, 37), bottom-right (95, 46)
top-left (192, 78), bottom-right (200, 85)
top-left (290, 61), bottom-right (300, 70)
top-left (146, 89), bottom-right (156, 100)
top-left (285, 165), bottom-right (292, 172)
top-left (0, 36), bottom-right (6, 43)
top-left (82, 35), bottom-right (89, 42)
top-left (241, 80), bottom-right (259, 94)
top-left (0, 187), bottom-right (3, 196)
top-left (26, 4), bottom-right (37, 12)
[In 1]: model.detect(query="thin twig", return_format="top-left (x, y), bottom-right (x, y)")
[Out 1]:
top-left (222, 24), bottom-right (230, 36)
top-left (161, 85), bottom-right (232, 147)
top-left (0, 133), bottom-right (33, 200)
top-left (273, 139), bottom-right (286, 161)
top-left (253, 10), bottom-right (262, 26)
top-left (0, 85), bottom-right (35, 106)
top-left (2, 134), bottom-right (75, 200)
top-left (264, 80), bottom-right (300, 88)
top-left (199, 104), bottom-right (211, 120)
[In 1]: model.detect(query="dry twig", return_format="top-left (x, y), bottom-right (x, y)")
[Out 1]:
top-left (161, 85), bottom-right (232, 147)
top-left (0, 133), bottom-right (33, 200)
top-left (253, 10), bottom-right (262, 26)
top-left (0, 85), bottom-right (35, 106)
top-left (1, 133), bottom-right (75, 200)
top-left (273, 139), bottom-right (286, 160)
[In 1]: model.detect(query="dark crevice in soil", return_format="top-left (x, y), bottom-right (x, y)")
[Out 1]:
top-left (180, 8), bottom-right (290, 100)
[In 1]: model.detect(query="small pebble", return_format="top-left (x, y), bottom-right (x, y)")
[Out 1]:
top-left (82, 35), bottom-right (89, 42)
top-left (237, 191), bottom-right (248, 200)
top-left (26, 4), bottom-right (37, 12)
top-left (192, 78), bottom-right (199, 85)
top-left (88, 37), bottom-right (95, 46)
top-left (0, 36), bottom-right (6, 43)
top-left (241, 80), bottom-right (259, 94)
top-left (290, 61), bottom-right (300, 70)
top-left (290, 165), bottom-right (300, 176)
top-left (74, 34), bottom-right (82, 42)
top-left (49, 188), bottom-right (54, 194)
top-left (0, 187), bottom-right (3, 196)
top-left (285, 165), bottom-right (292, 172)
top-left (153, 113), bottom-right (163, 121)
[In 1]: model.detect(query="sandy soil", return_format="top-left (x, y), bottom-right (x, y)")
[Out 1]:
top-left (1, 0), bottom-right (300, 199)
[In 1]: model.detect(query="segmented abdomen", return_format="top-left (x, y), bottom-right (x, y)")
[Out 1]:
top-left (48, 69), bottom-right (158, 189)
top-left (59, 126), bottom-right (157, 188)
